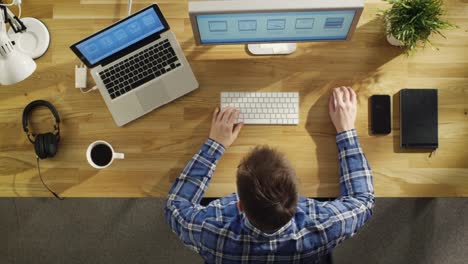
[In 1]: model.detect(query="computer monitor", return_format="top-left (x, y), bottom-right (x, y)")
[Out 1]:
top-left (189, 0), bottom-right (364, 55)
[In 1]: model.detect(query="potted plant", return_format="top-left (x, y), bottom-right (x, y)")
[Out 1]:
top-left (381, 0), bottom-right (455, 52)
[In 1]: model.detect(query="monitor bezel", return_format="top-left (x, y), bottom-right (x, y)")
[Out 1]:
top-left (70, 4), bottom-right (170, 68)
top-left (189, 4), bottom-right (363, 45)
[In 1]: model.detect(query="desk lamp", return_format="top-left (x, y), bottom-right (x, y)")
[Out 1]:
top-left (0, 1), bottom-right (50, 85)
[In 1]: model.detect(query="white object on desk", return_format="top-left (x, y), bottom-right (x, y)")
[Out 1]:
top-left (221, 92), bottom-right (299, 125)
top-left (86, 140), bottom-right (125, 169)
top-left (8, 17), bottom-right (50, 59)
top-left (0, 9), bottom-right (36, 85)
top-left (248, 43), bottom-right (297, 55)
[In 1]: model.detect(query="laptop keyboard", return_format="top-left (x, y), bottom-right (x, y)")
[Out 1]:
top-left (98, 39), bottom-right (182, 100)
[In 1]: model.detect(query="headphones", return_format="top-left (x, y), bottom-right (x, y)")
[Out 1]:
top-left (22, 100), bottom-right (61, 159)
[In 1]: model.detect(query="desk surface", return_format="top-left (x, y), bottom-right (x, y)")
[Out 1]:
top-left (0, 0), bottom-right (467, 197)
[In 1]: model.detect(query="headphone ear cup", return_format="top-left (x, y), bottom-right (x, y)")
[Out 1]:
top-left (35, 134), bottom-right (47, 159)
top-left (44, 132), bottom-right (58, 157)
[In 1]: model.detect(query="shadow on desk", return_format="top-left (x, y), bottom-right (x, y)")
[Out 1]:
top-left (305, 91), bottom-right (340, 196)
top-left (302, 19), bottom-right (405, 195)
top-left (0, 62), bottom-right (73, 103)
top-left (141, 113), bottom-right (213, 197)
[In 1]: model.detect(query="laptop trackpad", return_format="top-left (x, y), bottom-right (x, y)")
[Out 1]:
top-left (135, 83), bottom-right (170, 112)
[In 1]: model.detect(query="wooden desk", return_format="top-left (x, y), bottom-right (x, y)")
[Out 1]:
top-left (0, 0), bottom-right (467, 197)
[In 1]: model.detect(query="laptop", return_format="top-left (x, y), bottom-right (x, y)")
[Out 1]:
top-left (70, 4), bottom-right (198, 126)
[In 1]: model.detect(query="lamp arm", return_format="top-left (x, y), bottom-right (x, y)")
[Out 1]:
top-left (0, 7), bottom-right (3, 32)
top-left (128, 0), bottom-right (132, 16)
top-left (0, 5), bottom-right (25, 33)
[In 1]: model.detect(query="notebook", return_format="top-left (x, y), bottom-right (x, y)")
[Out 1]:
top-left (400, 89), bottom-right (438, 149)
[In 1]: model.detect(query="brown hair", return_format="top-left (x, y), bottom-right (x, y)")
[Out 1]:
top-left (236, 146), bottom-right (298, 233)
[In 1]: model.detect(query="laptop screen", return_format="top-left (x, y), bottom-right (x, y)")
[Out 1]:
top-left (71, 5), bottom-right (168, 67)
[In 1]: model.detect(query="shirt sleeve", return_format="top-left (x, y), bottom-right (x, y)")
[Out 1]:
top-left (164, 138), bottom-right (225, 252)
top-left (306, 129), bottom-right (374, 252)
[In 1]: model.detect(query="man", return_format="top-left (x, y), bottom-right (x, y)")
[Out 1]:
top-left (165, 87), bottom-right (374, 263)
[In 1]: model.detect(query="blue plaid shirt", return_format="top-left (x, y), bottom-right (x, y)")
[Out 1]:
top-left (165, 129), bottom-right (374, 264)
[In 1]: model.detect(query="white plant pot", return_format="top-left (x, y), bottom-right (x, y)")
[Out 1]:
top-left (387, 34), bottom-right (404, 46)
top-left (385, 20), bottom-right (404, 47)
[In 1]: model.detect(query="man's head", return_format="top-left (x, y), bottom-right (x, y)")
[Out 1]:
top-left (236, 146), bottom-right (298, 233)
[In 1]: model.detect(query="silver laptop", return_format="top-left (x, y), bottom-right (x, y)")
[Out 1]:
top-left (71, 4), bottom-right (198, 126)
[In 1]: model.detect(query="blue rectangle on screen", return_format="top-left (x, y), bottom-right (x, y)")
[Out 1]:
top-left (208, 21), bottom-right (228, 32)
top-left (324, 17), bottom-right (345, 29)
top-left (295, 18), bottom-right (314, 30)
top-left (238, 20), bottom-right (257, 31)
top-left (267, 19), bottom-right (286, 30)
top-left (76, 8), bottom-right (165, 65)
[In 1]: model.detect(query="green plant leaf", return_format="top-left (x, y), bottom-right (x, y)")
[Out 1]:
top-left (381, 0), bottom-right (456, 54)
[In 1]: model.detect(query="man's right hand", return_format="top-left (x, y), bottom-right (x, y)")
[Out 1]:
top-left (209, 107), bottom-right (243, 148)
top-left (329, 87), bottom-right (357, 133)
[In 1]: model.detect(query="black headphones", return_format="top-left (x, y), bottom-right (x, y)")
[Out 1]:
top-left (22, 100), bottom-right (61, 159)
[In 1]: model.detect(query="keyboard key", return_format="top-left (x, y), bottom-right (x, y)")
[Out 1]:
top-left (243, 119), bottom-right (270, 124)
top-left (168, 48), bottom-right (176, 56)
top-left (131, 73), bottom-right (155, 89)
top-left (167, 57), bottom-right (178, 64)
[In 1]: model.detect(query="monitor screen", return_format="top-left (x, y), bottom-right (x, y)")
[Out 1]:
top-left (196, 10), bottom-right (356, 44)
top-left (75, 8), bottom-right (165, 65)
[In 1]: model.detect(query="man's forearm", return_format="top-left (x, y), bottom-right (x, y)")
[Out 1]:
top-left (336, 129), bottom-right (374, 204)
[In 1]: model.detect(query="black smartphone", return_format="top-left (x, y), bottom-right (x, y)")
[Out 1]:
top-left (370, 95), bottom-right (391, 134)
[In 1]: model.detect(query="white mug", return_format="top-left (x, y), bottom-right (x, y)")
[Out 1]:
top-left (86, 140), bottom-right (124, 169)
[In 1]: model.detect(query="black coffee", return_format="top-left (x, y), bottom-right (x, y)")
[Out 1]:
top-left (90, 144), bottom-right (113, 167)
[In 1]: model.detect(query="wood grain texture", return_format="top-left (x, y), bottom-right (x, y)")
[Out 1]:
top-left (0, 0), bottom-right (467, 197)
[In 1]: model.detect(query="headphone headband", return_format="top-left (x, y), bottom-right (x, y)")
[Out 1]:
top-left (22, 100), bottom-right (61, 142)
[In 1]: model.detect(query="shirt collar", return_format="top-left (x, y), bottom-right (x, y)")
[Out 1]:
top-left (242, 213), bottom-right (293, 237)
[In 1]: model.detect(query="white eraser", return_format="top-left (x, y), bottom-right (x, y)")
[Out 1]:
top-left (75, 65), bottom-right (87, 89)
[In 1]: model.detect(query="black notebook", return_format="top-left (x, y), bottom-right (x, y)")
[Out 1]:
top-left (400, 89), bottom-right (438, 149)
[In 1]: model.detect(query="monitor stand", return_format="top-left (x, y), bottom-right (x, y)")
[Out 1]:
top-left (247, 43), bottom-right (297, 55)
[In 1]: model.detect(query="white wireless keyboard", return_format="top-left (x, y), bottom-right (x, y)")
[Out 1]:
top-left (220, 92), bottom-right (299, 125)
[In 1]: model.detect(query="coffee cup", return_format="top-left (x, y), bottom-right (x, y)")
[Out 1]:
top-left (86, 140), bottom-right (124, 169)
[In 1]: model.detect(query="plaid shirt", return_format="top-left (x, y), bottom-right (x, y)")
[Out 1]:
top-left (165, 129), bottom-right (374, 264)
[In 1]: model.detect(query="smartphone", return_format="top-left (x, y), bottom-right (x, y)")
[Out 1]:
top-left (370, 95), bottom-right (391, 134)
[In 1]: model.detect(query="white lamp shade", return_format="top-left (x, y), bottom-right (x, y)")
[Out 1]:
top-left (0, 21), bottom-right (37, 86)
top-left (0, 49), bottom-right (36, 85)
